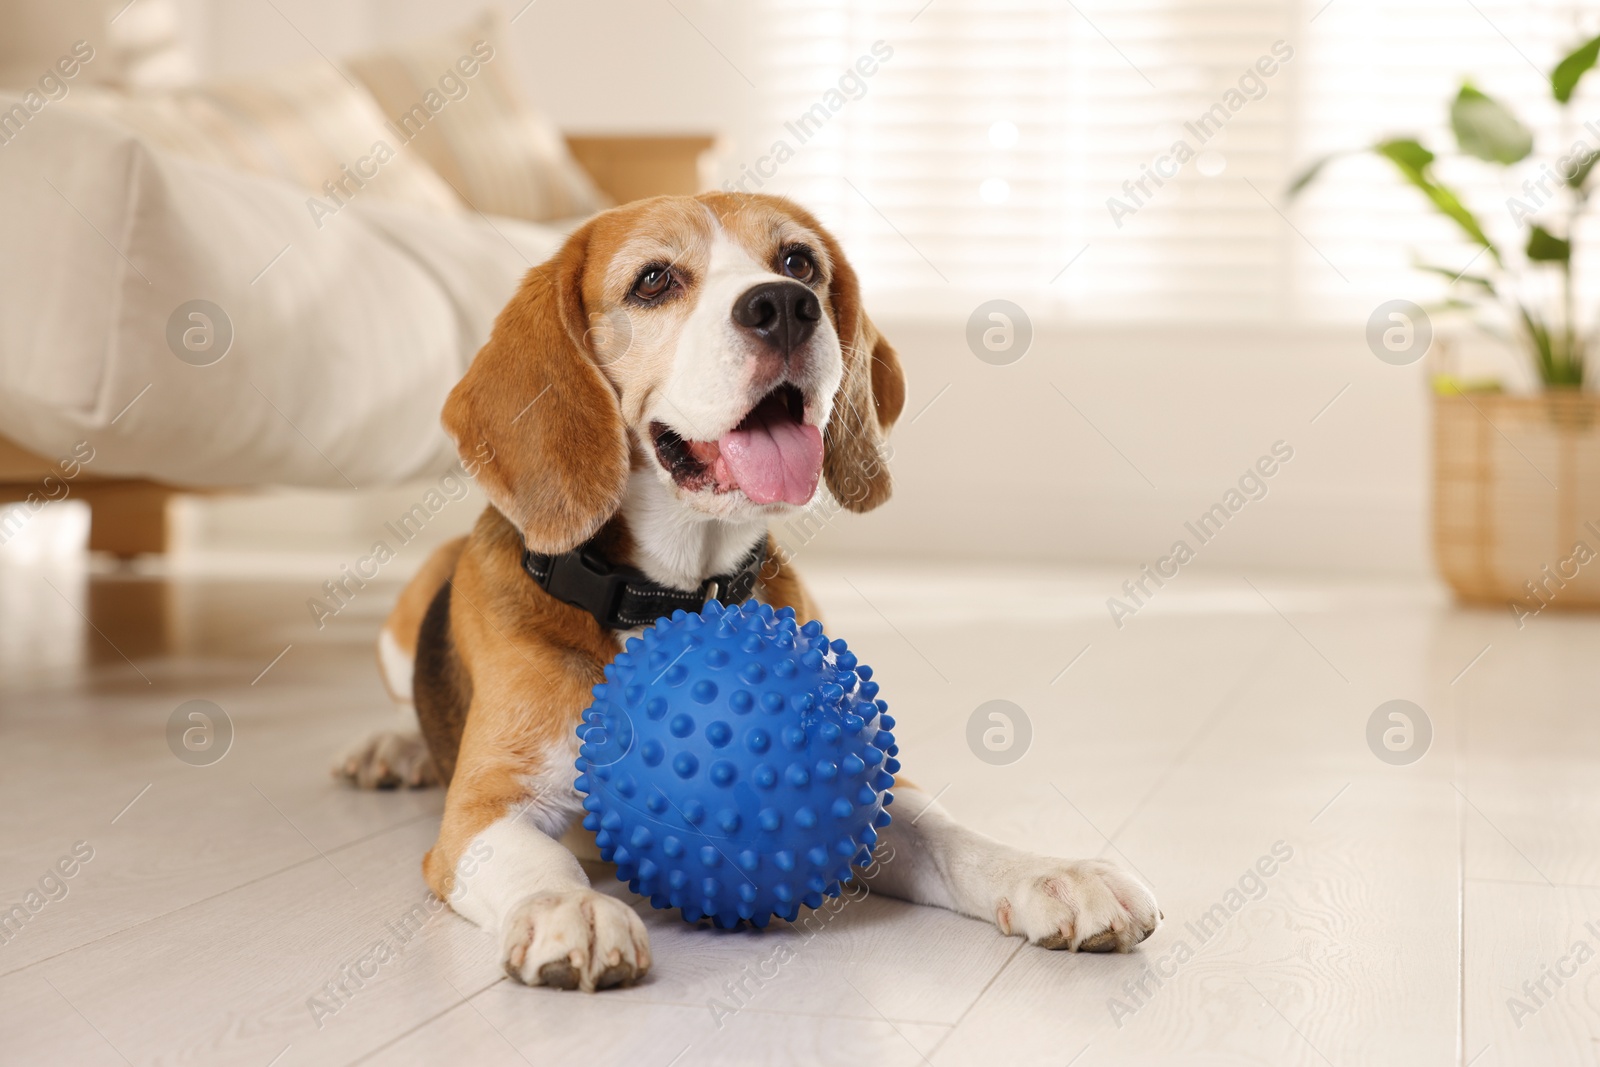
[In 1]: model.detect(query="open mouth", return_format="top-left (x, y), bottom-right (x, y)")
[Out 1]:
top-left (650, 383), bottom-right (824, 506)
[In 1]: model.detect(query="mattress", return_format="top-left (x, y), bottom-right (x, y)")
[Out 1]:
top-left (0, 99), bottom-right (565, 489)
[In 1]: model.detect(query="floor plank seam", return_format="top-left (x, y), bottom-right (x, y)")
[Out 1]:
top-left (590, 993), bottom-right (963, 1027)
top-left (0, 810), bottom-right (439, 981)
top-left (925, 939), bottom-right (1025, 1059)
top-left (1101, 635), bottom-right (1282, 848)
top-left (344, 976), bottom-right (507, 1066)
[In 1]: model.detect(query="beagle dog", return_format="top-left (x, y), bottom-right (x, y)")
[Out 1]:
top-left (338, 192), bottom-right (1160, 991)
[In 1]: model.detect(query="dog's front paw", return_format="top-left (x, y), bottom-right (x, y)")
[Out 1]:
top-left (501, 890), bottom-right (651, 992)
top-left (996, 858), bottom-right (1160, 953)
top-left (334, 730), bottom-right (440, 789)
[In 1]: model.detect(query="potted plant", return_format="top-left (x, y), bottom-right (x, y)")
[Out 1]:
top-left (1291, 35), bottom-right (1600, 617)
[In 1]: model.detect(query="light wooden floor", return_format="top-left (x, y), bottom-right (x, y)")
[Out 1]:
top-left (2, 557), bottom-right (1598, 1066)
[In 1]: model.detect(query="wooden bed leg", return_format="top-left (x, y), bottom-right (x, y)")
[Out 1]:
top-left (78, 482), bottom-right (176, 558)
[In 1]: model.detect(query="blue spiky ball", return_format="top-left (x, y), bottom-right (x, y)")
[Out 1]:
top-left (574, 600), bottom-right (898, 929)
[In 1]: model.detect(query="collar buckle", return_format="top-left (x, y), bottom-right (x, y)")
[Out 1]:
top-left (538, 547), bottom-right (628, 622)
top-left (522, 534), bottom-right (767, 631)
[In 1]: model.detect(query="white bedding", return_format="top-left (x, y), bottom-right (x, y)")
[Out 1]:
top-left (0, 100), bottom-right (564, 488)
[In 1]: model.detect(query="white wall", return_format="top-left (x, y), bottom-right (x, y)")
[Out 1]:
top-left (814, 318), bottom-right (1432, 575)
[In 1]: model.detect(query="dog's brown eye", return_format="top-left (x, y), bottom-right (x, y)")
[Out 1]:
top-left (633, 265), bottom-right (674, 301)
top-left (781, 249), bottom-right (816, 282)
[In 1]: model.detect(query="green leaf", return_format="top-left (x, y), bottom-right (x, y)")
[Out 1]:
top-left (1285, 152), bottom-right (1351, 198)
top-left (1567, 146), bottom-right (1600, 190)
top-left (1376, 138), bottom-right (1435, 172)
top-left (1375, 139), bottom-right (1499, 259)
top-left (1526, 224), bottom-right (1571, 262)
top-left (1552, 33), bottom-right (1600, 103)
top-left (1517, 305), bottom-right (1562, 385)
top-left (1419, 298), bottom-right (1483, 315)
top-left (1414, 263), bottom-right (1496, 292)
top-left (1450, 84), bottom-right (1533, 163)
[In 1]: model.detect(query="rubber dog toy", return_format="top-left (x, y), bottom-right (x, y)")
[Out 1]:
top-left (575, 600), bottom-right (897, 928)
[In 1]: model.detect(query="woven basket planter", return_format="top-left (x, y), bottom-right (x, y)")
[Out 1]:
top-left (1433, 391), bottom-right (1600, 611)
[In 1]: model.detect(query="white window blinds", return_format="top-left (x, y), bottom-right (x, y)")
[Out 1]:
top-left (737, 0), bottom-right (1600, 323)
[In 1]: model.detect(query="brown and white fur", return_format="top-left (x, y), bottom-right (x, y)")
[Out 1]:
top-left (337, 193), bottom-right (1159, 992)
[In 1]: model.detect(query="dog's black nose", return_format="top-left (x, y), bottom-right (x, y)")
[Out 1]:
top-left (732, 281), bottom-right (820, 358)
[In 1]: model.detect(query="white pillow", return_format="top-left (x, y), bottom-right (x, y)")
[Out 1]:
top-left (346, 13), bottom-right (608, 222)
top-left (61, 61), bottom-right (464, 218)
top-left (0, 0), bottom-right (188, 90)
top-left (0, 100), bottom-right (562, 488)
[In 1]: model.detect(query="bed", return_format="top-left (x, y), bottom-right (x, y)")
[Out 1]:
top-left (0, 14), bottom-right (713, 554)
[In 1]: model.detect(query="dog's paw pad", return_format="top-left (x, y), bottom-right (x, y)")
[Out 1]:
top-left (501, 890), bottom-right (651, 992)
top-left (333, 730), bottom-right (440, 790)
top-left (1006, 858), bottom-right (1160, 953)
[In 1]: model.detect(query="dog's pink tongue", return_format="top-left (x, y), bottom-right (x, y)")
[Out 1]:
top-left (719, 408), bottom-right (823, 505)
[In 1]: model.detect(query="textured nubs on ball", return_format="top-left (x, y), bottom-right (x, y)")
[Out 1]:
top-left (574, 600), bottom-right (899, 929)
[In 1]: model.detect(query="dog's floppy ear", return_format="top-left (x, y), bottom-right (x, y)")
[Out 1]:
top-left (816, 227), bottom-right (906, 513)
top-left (442, 222), bottom-right (630, 552)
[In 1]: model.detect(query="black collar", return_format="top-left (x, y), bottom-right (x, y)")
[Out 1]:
top-left (521, 532), bottom-right (767, 631)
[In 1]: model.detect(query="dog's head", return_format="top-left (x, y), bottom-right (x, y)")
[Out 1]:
top-left (444, 192), bottom-right (906, 553)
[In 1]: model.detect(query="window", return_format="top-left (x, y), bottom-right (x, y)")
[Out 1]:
top-left (740, 0), bottom-right (1600, 323)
